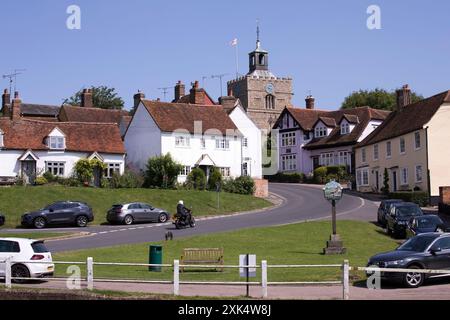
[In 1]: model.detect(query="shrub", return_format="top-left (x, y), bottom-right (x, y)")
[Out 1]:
top-left (208, 167), bottom-right (223, 191)
top-left (314, 167), bottom-right (328, 184)
top-left (381, 168), bottom-right (390, 195)
top-left (144, 153), bottom-right (183, 189)
top-left (327, 165), bottom-right (346, 177)
top-left (43, 171), bottom-right (56, 183)
top-left (389, 192), bottom-right (430, 207)
top-left (74, 159), bottom-right (107, 185)
top-left (266, 172), bottom-right (304, 183)
top-left (35, 176), bottom-right (48, 186)
top-left (223, 176), bottom-right (255, 195)
top-left (186, 168), bottom-right (207, 190)
top-left (110, 171), bottom-right (144, 189)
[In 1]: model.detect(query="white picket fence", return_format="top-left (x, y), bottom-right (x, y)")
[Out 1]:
top-left (0, 258), bottom-right (349, 299)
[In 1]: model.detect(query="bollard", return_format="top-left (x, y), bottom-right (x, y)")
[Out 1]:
top-left (342, 260), bottom-right (349, 300)
top-left (5, 258), bottom-right (12, 289)
top-left (87, 257), bottom-right (94, 291)
top-left (261, 260), bottom-right (268, 298)
top-left (173, 260), bottom-right (180, 296)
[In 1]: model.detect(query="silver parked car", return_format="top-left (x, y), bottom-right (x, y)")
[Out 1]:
top-left (106, 203), bottom-right (170, 225)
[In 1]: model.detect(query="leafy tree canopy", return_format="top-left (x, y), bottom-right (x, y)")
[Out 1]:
top-left (64, 86), bottom-right (125, 110)
top-left (341, 88), bottom-right (423, 111)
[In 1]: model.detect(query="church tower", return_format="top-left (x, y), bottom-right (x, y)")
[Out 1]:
top-left (227, 24), bottom-right (293, 131)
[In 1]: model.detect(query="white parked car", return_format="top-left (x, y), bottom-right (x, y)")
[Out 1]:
top-left (0, 238), bottom-right (54, 282)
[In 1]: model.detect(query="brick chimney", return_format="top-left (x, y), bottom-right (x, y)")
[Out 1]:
top-left (174, 81), bottom-right (185, 102)
top-left (133, 91), bottom-right (145, 110)
top-left (2, 89), bottom-right (10, 116)
top-left (11, 91), bottom-right (22, 120)
top-left (81, 89), bottom-right (93, 108)
top-left (396, 84), bottom-right (412, 111)
top-left (189, 81), bottom-right (206, 105)
top-left (305, 95), bottom-right (315, 110)
top-left (219, 96), bottom-right (237, 111)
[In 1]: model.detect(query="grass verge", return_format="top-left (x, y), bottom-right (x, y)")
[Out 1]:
top-left (54, 220), bottom-right (399, 283)
top-left (0, 186), bottom-right (271, 228)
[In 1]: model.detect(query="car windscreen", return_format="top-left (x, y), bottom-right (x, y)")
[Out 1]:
top-left (397, 206), bottom-right (422, 218)
top-left (416, 217), bottom-right (442, 228)
top-left (32, 241), bottom-right (49, 253)
top-left (398, 235), bottom-right (437, 252)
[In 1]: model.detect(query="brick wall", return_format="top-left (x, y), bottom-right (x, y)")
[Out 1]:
top-left (254, 179), bottom-right (269, 198)
top-left (439, 186), bottom-right (450, 204)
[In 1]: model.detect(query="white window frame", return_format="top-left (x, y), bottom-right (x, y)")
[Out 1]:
top-left (386, 141), bottom-right (392, 158)
top-left (104, 163), bottom-right (121, 178)
top-left (180, 166), bottom-right (191, 177)
top-left (340, 123), bottom-right (350, 135)
top-left (373, 144), bottom-right (379, 161)
top-left (401, 167), bottom-right (408, 186)
top-left (320, 153), bottom-right (334, 167)
top-left (281, 132), bottom-right (296, 147)
top-left (46, 162), bottom-right (65, 177)
top-left (315, 126), bottom-right (327, 138)
top-left (200, 137), bottom-right (206, 149)
top-left (48, 136), bottom-right (65, 150)
top-left (175, 136), bottom-right (190, 148)
top-left (215, 138), bottom-right (230, 150)
top-left (338, 151), bottom-right (350, 166)
top-left (243, 137), bottom-right (248, 148)
top-left (220, 167), bottom-right (231, 177)
top-left (361, 148), bottom-right (367, 163)
top-left (414, 131), bottom-right (421, 150)
top-left (400, 137), bottom-right (406, 154)
top-left (281, 154), bottom-right (297, 171)
top-left (357, 169), bottom-right (370, 187)
top-left (415, 165), bottom-right (423, 183)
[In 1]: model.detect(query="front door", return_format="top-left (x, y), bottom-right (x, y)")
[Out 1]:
top-left (392, 171), bottom-right (398, 192)
top-left (22, 161), bottom-right (36, 185)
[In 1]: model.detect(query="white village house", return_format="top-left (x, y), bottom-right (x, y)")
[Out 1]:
top-left (124, 95), bottom-right (262, 183)
top-left (0, 92), bottom-right (126, 185)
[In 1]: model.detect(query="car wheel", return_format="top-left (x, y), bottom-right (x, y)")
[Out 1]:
top-left (12, 264), bottom-right (30, 284)
top-left (123, 215), bottom-right (134, 225)
top-left (404, 265), bottom-right (424, 288)
top-left (33, 217), bottom-right (46, 229)
top-left (75, 215), bottom-right (88, 228)
top-left (158, 213), bottom-right (168, 223)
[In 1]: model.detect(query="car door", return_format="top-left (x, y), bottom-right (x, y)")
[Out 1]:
top-left (128, 203), bottom-right (143, 222)
top-left (49, 203), bottom-right (73, 224)
top-left (428, 237), bottom-right (450, 270)
top-left (0, 240), bottom-right (20, 277)
top-left (386, 207), bottom-right (395, 230)
top-left (140, 204), bottom-right (156, 222)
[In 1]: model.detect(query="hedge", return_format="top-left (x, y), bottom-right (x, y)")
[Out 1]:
top-left (265, 172), bottom-right (304, 184)
top-left (389, 192), bottom-right (430, 207)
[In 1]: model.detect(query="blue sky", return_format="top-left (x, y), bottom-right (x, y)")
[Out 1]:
top-left (0, 0), bottom-right (449, 110)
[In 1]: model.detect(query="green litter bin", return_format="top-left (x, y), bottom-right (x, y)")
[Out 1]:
top-left (149, 245), bottom-right (163, 272)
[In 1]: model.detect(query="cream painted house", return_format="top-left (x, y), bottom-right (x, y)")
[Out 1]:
top-left (354, 86), bottom-right (450, 204)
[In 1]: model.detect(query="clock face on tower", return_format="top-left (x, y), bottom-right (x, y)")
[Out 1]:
top-left (265, 83), bottom-right (274, 95)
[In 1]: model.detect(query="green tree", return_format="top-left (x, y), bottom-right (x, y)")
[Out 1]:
top-left (74, 159), bottom-right (107, 185)
top-left (381, 168), bottom-right (390, 195)
top-left (64, 86), bottom-right (125, 110)
top-left (341, 88), bottom-right (423, 111)
top-left (144, 153), bottom-right (183, 189)
top-left (207, 167), bottom-right (223, 191)
top-left (186, 168), bottom-right (207, 190)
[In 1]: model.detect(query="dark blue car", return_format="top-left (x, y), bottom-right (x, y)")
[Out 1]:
top-left (406, 215), bottom-right (447, 238)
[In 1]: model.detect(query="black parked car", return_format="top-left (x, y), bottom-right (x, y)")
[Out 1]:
top-left (0, 214), bottom-right (4, 227)
top-left (377, 199), bottom-right (404, 227)
top-left (368, 233), bottom-right (450, 288)
top-left (386, 202), bottom-right (423, 238)
top-left (21, 201), bottom-right (94, 229)
top-left (406, 215), bottom-right (447, 239)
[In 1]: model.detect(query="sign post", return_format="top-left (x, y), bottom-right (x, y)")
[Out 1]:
top-left (323, 180), bottom-right (347, 255)
top-left (239, 254), bottom-right (256, 297)
top-left (216, 182), bottom-right (221, 209)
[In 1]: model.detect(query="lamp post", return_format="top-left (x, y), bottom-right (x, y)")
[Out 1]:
top-left (323, 180), bottom-right (347, 255)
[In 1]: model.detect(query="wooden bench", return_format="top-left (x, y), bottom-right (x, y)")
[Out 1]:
top-left (180, 248), bottom-right (224, 272)
top-left (0, 177), bottom-right (16, 186)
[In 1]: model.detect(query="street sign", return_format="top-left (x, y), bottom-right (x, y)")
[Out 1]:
top-left (323, 180), bottom-right (343, 202)
top-left (239, 254), bottom-right (257, 278)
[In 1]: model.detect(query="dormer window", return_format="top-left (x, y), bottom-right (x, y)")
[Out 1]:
top-left (315, 126), bottom-right (327, 138)
top-left (341, 123), bottom-right (350, 135)
top-left (49, 136), bottom-right (65, 150)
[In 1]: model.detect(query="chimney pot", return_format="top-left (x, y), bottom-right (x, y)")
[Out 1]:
top-left (174, 81), bottom-right (186, 102)
top-left (305, 95), bottom-right (315, 110)
top-left (81, 88), bottom-right (93, 108)
top-left (11, 91), bottom-right (22, 120)
top-left (2, 89), bottom-right (11, 117)
top-left (219, 96), bottom-right (237, 111)
top-left (396, 84), bottom-right (412, 111)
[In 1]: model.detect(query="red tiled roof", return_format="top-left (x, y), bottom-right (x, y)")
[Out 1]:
top-left (141, 100), bottom-right (239, 135)
top-left (356, 90), bottom-right (450, 148)
top-left (0, 118), bottom-right (125, 154)
top-left (278, 106), bottom-right (390, 150)
top-left (59, 105), bottom-right (129, 125)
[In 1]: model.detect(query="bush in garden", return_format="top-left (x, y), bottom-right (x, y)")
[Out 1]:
top-left (314, 167), bottom-right (328, 184)
top-left (35, 176), bottom-right (48, 186)
top-left (223, 176), bottom-right (255, 195)
top-left (186, 168), bottom-right (207, 190)
top-left (208, 167), bottom-right (223, 191)
top-left (144, 153), bottom-right (183, 189)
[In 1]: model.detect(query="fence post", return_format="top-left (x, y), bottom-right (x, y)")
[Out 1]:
top-left (261, 260), bottom-right (268, 298)
top-left (5, 258), bottom-right (12, 290)
top-left (173, 260), bottom-right (180, 296)
top-left (87, 257), bottom-right (94, 291)
top-left (342, 260), bottom-right (349, 300)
